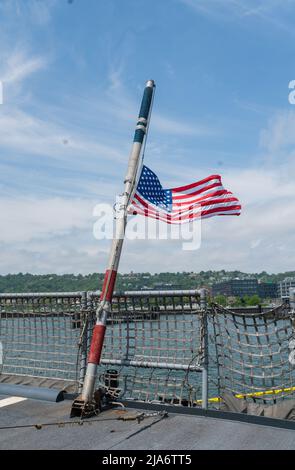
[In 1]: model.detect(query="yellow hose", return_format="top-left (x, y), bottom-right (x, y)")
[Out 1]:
top-left (195, 386), bottom-right (295, 404)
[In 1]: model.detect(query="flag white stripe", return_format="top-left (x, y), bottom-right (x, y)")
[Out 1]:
top-left (130, 203), bottom-right (240, 224)
top-left (172, 178), bottom-right (221, 196)
top-left (134, 192), bottom-right (239, 213)
top-left (131, 195), bottom-right (240, 219)
top-left (172, 185), bottom-right (227, 203)
top-left (171, 179), bottom-right (224, 198)
top-left (128, 166), bottom-right (241, 224)
top-left (172, 193), bottom-right (236, 209)
top-left (131, 190), bottom-right (236, 215)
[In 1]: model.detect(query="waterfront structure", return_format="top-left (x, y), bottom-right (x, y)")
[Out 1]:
top-left (258, 282), bottom-right (278, 299)
top-left (212, 279), bottom-right (277, 299)
top-left (212, 279), bottom-right (259, 297)
top-left (278, 277), bottom-right (295, 298)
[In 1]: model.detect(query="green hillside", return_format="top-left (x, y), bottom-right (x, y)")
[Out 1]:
top-left (0, 270), bottom-right (294, 293)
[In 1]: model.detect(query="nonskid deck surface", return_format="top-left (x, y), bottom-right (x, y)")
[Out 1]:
top-left (0, 394), bottom-right (295, 450)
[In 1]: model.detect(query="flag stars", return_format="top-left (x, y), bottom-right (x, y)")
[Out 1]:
top-left (132, 165), bottom-right (241, 221)
top-left (136, 165), bottom-right (172, 211)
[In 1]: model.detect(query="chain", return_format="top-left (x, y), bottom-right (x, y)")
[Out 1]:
top-left (0, 410), bottom-right (168, 431)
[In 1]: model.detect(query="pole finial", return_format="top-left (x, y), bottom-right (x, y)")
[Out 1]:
top-left (146, 80), bottom-right (155, 88)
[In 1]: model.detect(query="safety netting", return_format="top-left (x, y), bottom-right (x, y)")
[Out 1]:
top-left (90, 291), bottom-right (204, 405)
top-left (208, 302), bottom-right (295, 405)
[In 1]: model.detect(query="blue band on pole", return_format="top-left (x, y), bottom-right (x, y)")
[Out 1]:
top-left (133, 128), bottom-right (145, 143)
top-left (133, 84), bottom-right (154, 143)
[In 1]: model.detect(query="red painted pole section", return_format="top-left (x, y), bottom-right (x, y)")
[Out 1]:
top-left (100, 269), bottom-right (117, 302)
top-left (87, 269), bottom-right (117, 365)
top-left (88, 324), bottom-right (106, 364)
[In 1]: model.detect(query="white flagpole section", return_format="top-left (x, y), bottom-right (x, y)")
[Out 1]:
top-left (71, 80), bottom-right (155, 417)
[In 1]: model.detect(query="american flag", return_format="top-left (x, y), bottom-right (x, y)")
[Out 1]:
top-left (128, 165), bottom-right (241, 224)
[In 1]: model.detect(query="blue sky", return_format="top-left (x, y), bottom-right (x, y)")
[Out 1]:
top-left (1, 0), bottom-right (295, 274)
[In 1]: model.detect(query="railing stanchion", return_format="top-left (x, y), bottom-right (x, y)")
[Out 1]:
top-left (78, 291), bottom-right (88, 393)
top-left (200, 288), bottom-right (208, 410)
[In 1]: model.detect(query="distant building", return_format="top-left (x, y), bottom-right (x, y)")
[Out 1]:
top-left (277, 278), bottom-right (295, 298)
top-left (212, 279), bottom-right (278, 299)
top-left (258, 282), bottom-right (278, 299)
top-left (212, 279), bottom-right (258, 297)
top-left (151, 282), bottom-right (182, 290)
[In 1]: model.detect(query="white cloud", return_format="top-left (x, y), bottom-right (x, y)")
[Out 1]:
top-left (0, 50), bottom-right (47, 85)
top-left (181, 0), bottom-right (295, 35)
top-left (4, 103), bottom-right (295, 274)
top-left (0, 46), bottom-right (48, 105)
top-left (0, 196), bottom-right (110, 275)
top-left (260, 110), bottom-right (295, 154)
top-left (108, 66), bottom-right (125, 92)
top-left (152, 114), bottom-right (213, 137)
top-left (27, 0), bottom-right (57, 25)
top-left (0, 237), bottom-right (110, 275)
top-left (0, 197), bottom-right (94, 243)
top-left (182, 0), bottom-right (281, 17)
top-left (1, 149), bottom-right (295, 275)
top-left (0, 107), bottom-right (126, 166)
top-left (0, 7), bottom-right (294, 275)
top-left (0, 0), bottom-right (57, 26)
top-left (104, 76), bottom-right (216, 138)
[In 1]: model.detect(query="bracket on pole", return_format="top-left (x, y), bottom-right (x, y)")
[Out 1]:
top-left (70, 389), bottom-right (103, 419)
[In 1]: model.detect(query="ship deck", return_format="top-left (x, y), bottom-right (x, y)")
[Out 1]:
top-left (1, 393), bottom-right (295, 450)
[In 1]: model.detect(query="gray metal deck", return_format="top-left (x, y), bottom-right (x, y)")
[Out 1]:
top-left (0, 394), bottom-right (295, 450)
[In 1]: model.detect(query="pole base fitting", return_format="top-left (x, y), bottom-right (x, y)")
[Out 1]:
top-left (70, 389), bottom-right (103, 419)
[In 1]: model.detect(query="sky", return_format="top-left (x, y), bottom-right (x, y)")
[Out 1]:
top-left (1, 0), bottom-right (295, 275)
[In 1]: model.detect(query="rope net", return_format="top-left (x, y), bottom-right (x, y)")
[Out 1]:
top-left (0, 292), bottom-right (204, 404)
top-left (90, 292), bottom-right (203, 405)
top-left (2, 291), bottom-right (294, 408)
top-left (0, 294), bottom-right (84, 388)
top-left (208, 302), bottom-right (295, 405)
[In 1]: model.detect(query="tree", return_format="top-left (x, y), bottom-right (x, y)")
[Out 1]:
top-left (214, 295), bottom-right (227, 306)
top-left (246, 295), bottom-right (261, 306)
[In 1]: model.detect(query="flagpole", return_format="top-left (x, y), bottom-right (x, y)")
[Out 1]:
top-left (71, 79), bottom-right (156, 417)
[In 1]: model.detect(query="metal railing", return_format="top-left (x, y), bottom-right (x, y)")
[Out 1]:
top-left (0, 290), bottom-right (206, 406)
top-left (208, 301), bottom-right (295, 404)
top-left (0, 292), bottom-right (84, 384)
top-left (93, 289), bottom-right (206, 406)
top-left (1, 290), bottom-right (295, 409)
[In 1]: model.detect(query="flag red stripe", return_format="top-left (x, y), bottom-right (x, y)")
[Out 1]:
top-left (172, 192), bottom-right (235, 208)
top-left (133, 192), bottom-right (239, 215)
top-left (131, 195), bottom-right (241, 222)
top-left (129, 169), bottom-right (241, 225)
top-left (172, 182), bottom-right (224, 200)
top-left (130, 203), bottom-right (241, 224)
top-left (172, 174), bottom-right (221, 192)
top-left (174, 196), bottom-right (239, 209)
